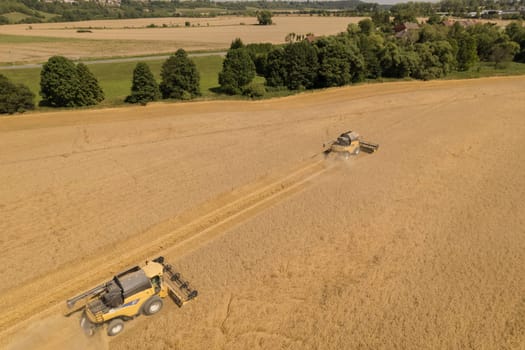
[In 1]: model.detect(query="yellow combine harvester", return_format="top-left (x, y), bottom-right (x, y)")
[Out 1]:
top-left (323, 131), bottom-right (379, 159)
top-left (66, 257), bottom-right (197, 337)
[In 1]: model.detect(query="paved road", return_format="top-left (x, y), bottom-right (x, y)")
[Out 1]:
top-left (0, 51), bottom-right (226, 70)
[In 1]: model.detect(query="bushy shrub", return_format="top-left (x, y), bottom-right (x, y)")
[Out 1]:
top-left (0, 74), bottom-right (35, 114)
top-left (242, 82), bottom-right (265, 98)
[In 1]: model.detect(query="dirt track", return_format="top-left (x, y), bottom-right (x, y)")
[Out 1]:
top-left (1, 77), bottom-right (525, 349)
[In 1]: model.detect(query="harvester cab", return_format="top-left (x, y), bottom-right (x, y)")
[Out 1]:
top-left (323, 130), bottom-right (379, 159)
top-left (66, 256), bottom-right (197, 337)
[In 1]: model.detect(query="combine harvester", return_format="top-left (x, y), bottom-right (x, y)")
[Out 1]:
top-left (323, 131), bottom-right (379, 159)
top-left (66, 257), bottom-right (197, 337)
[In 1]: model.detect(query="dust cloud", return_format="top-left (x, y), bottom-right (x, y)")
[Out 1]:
top-left (7, 315), bottom-right (108, 350)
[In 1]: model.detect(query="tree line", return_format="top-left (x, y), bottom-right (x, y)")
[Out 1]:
top-left (216, 18), bottom-right (525, 95)
top-left (0, 49), bottom-right (200, 114)
top-left (2, 18), bottom-right (525, 114)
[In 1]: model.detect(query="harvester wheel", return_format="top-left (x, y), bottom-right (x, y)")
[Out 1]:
top-left (143, 296), bottom-right (163, 316)
top-left (80, 312), bottom-right (95, 337)
top-left (354, 147), bottom-right (360, 155)
top-left (343, 152), bottom-right (350, 160)
top-left (107, 319), bottom-right (124, 337)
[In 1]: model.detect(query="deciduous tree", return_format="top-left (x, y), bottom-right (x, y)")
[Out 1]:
top-left (0, 74), bottom-right (35, 114)
top-left (256, 10), bottom-right (273, 25)
top-left (455, 34), bottom-right (478, 70)
top-left (282, 41), bottom-right (319, 90)
top-left (490, 41), bottom-right (520, 68)
top-left (76, 63), bottom-right (104, 105)
top-left (505, 21), bottom-right (525, 62)
top-left (230, 38), bottom-right (245, 49)
top-left (264, 48), bottom-right (287, 87)
top-left (39, 56), bottom-right (80, 107)
top-left (218, 48), bottom-right (256, 95)
top-left (160, 49), bottom-right (200, 100)
top-left (39, 56), bottom-right (104, 107)
top-left (315, 37), bottom-right (364, 87)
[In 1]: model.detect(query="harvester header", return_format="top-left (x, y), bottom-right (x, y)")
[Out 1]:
top-left (323, 130), bottom-right (379, 159)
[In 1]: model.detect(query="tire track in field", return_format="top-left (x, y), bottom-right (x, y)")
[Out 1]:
top-left (0, 157), bottom-right (331, 346)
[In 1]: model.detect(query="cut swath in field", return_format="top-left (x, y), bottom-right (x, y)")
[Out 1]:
top-left (0, 158), bottom-right (330, 343)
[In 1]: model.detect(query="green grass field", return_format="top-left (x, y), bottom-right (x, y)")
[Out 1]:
top-left (1, 10), bottom-right (57, 24)
top-left (1, 55), bottom-right (225, 106)
top-left (176, 8), bottom-right (227, 15)
top-left (3, 12), bottom-right (29, 23)
top-left (446, 62), bottom-right (525, 79)
top-left (1, 55), bottom-right (525, 111)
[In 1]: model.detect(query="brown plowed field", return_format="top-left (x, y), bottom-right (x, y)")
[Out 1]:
top-left (0, 16), bottom-right (359, 63)
top-left (2, 77), bottom-right (525, 349)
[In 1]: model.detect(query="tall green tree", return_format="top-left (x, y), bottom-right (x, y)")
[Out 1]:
top-left (505, 21), bottom-right (525, 62)
top-left (371, 10), bottom-right (392, 33)
top-left (391, 1), bottom-right (433, 21)
top-left (455, 34), bottom-right (478, 70)
top-left (230, 38), bottom-right (245, 50)
top-left (282, 41), bottom-right (319, 90)
top-left (356, 32), bottom-right (385, 78)
top-left (125, 62), bottom-right (160, 105)
top-left (358, 19), bottom-right (375, 35)
top-left (413, 41), bottom-right (455, 80)
top-left (418, 23), bottom-right (448, 43)
top-left (218, 48), bottom-right (256, 95)
top-left (379, 41), bottom-right (421, 78)
top-left (76, 63), bottom-right (104, 105)
top-left (160, 49), bottom-right (200, 100)
top-left (427, 13), bottom-right (443, 25)
top-left (0, 74), bottom-right (35, 114)
top-left (391, 7), bottom-right (418, 25)
top-left (316, 38), bottom-right (351, 87)
top-left (39, 56), bottom-right (103, 107)
top-left (264, 48), bottom-right (287, 87)
top-left (490, 41), bottom-right (520, 68)
top-left (467, 23), bottom-right (505, 61)
top-left (39, 56), bottom-right (80, 107)
top-left (245, 43), bottom-right (274, 75)
top-left (444, 22), bottom-right (462, 70)
top-left (256, 10), bottom-right (273, 25)
top-left (379, 41), bottom-right (403, 77)
top-left (315, 37), bottom-right (365, 87)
